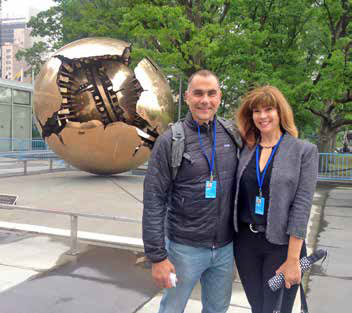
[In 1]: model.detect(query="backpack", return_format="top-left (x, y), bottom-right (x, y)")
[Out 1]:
top-left (170, 117), bottom-right (243, 180)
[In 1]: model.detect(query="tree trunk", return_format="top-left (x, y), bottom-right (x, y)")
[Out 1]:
top-left (317, 120), bottom-right (337, 153)
top-left (331, 129), bottom-right (339, 152)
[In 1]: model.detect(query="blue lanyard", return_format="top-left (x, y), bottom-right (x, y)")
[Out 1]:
top-left (256, 135), bottom-right (283, 196)
top-left (196, 119), bottom-right (216, 181)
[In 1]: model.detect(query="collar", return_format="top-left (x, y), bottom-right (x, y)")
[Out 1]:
top-left (184, 111), bottom-right (217, 132)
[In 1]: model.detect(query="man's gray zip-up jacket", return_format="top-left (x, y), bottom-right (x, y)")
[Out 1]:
top-left (143, 112), bottom-right (239, 263)
top-left (233, 133), bottom-right (319, 244)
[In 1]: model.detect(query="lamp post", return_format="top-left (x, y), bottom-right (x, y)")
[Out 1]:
top-left (178, 75), bottom-right (182, 121)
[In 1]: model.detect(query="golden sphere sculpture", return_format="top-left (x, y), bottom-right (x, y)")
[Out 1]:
top-left (34, 37), bottom-right (174, 174)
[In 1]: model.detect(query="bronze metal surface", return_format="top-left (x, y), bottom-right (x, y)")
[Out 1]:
top-left (34, 37), bottom-right (174, 175)
top-left (135, 57), bottom-right (174, 134)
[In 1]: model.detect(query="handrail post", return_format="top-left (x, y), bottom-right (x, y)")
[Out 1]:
top-left (23, 160), bottom-right (27, 175)
top-left (67, 215), bottom-right (79, 255)
top-left (49, 159), bottom-right (53, 171)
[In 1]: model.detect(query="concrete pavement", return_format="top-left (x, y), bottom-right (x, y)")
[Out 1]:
top-left (307, 183), bottom-right (352, 312)
top-left (0, 171), bottom-right (144, 238)
top-left (0, 233), bottom-right (158, 313)
top-left (0, 171), bottom-right (348, 312)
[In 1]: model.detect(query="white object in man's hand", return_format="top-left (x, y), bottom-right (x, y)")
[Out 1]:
top-left (169, 272), bottom-right (177, 287)
top-left (152, 258), bottom-right (176, 289)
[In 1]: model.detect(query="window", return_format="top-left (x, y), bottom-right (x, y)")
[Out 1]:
top-left (13, 89), bottom-right (30, 105)
top-left (0, 87), bottom-right (11, 103)
top-left (6, 61), bottom-right (11, 65)
top-left (6, 49), bottom-right (11, 53)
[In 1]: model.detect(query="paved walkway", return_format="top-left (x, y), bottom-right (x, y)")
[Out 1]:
top-left (0, 171), bottom-right (144, 238)
top-left (307, 183), bottom-right (352, 312)
top-left (0, 171), bottom-right (349, 312)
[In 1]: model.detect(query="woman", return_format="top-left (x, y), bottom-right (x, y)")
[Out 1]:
top-left (233, 86), bottom-right (318, 313)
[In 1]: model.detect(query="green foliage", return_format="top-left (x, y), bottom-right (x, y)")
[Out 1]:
top-left (21, 0), bottom-right (352, 149)
top-left (15, 42), bottom-right (49, 76)
top-left (15, 4), bottom-right (63, 76)
top-left (27, 6), bottom-right (63, 48)
top-left (299, 0), bottom-right (352, 150)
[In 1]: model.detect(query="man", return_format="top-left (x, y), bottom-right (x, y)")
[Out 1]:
top-left (143, 70), bottom-right (241, 313)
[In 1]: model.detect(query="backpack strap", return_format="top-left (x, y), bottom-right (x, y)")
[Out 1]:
top-left (217, 117), bottom-right (243, 159)
top-left (171, 120), bottom-right (185, 180)
top-left (170, 117), bottom-right (242, 181)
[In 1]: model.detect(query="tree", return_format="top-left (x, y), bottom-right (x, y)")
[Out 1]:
top-left (19, 0), bottom-right (237, 113)
top-left (19, 0), bottom-right (352, 149)
top-left (208, 0), bottom-right (352, 149)
top-left (209, 0), bottom-right (319, 134)
top-left (15, 42), bottom-right (49, 76)
top-left (300, 0), bottom-right (352, 152)
top-left (15, 4), bottom-right (63, 77)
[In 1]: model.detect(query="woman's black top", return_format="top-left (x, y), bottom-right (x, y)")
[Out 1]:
top-left (238, 145), bottom-right (277, 225)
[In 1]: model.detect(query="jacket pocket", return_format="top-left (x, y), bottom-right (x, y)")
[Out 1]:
top-left (168, 194), bottom-right (185, 231)
top-left (178, 151), bottom-right (209, 180)
top-left (183, 198), bottom-right (214, 219)
top-left (170, 193), bottom-right (185, 215)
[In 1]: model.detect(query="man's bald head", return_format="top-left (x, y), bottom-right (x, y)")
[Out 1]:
top-left (187, 70), bottom-right (220, 91)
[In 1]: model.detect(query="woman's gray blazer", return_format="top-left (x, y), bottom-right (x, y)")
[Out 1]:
top-left (233, 133), bottom-right (319, 245)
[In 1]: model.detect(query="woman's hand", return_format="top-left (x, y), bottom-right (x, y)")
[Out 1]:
top-left (275, 257), bottom-right (301, 289)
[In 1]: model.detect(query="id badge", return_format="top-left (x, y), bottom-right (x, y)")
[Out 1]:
top-left (255, 196), bottom-right (265, 215)
top-left (205, 180), bottom-right (217, 199)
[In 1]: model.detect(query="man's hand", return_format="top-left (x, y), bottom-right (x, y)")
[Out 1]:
top-left (152, 258), bottom-right (176, 289)
top-left (275, 257), bottom-right (301, 289)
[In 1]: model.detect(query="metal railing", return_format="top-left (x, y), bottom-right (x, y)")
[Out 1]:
top-left (0, 159), bottom-right (70, 176)
top-left (2, 139), bottom-right (351, 181)
top-left (0, 137), bottom-right (48, 152)
top-left (0, 203), bottom-right (143, 255)
top-left (0, 147), bottom-right (70, 176)
top-left (0, 138), bottom-right (57, 166)
top-left (318, 153), bottom-right (352, 181)
top-left (0, 149), bottom-right (58, 160)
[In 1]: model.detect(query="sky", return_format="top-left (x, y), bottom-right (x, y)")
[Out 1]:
top-left (2, 0), bottom-right (55, 19)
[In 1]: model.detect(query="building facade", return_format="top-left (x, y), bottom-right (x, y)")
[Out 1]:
top-left (0, 79), bottom-right (33, 151)
top-left (0, 17), bottom-right (32, 82)
top-left (0, 18), bottom-right (26, 46)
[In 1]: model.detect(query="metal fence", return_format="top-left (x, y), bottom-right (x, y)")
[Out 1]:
top-left (318, 153), bottom-right (352, 181)
top-left (0, 159), bottom-right (70, 176)
top-left (0, 137), bottom-right (47, 152)
top-left (0, 138), bottom-right (55, 162)
top-left (1, 138), bottom-right (352, 181)
top-left (0, 137), bottom-right (68, 175)
top-left (0, 150), bottom-right (58, 160)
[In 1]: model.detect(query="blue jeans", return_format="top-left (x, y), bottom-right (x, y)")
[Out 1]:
top-left (158, 239), bottom-right (234, 313)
